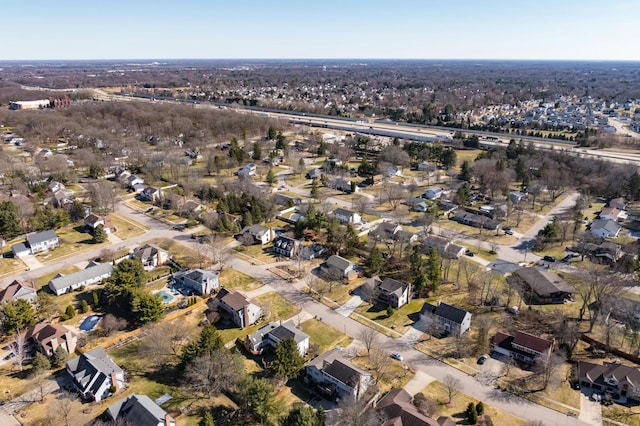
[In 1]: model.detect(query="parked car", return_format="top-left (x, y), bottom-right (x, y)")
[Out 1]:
top-left (505, 229), bottom-right (514, 235)
top-left (465, 250), bottom-right (475, 257)
top-left (477, 354), bottom-right (489, 365)
top-left (391, 352), bottom-right (404, 361)
top-left (543, 255), bottom-right (556, 262)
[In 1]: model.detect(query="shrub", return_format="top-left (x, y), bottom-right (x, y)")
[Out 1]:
top-left (476, 401), bottom-right (484, 415)
top-left (64, 304), bottom-right (76, 320)
top-left (80, 300), bottom-right (89, 313)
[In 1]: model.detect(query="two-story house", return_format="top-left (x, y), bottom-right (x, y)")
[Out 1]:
top-left (67, 346), bottom-right (125, 402)
top-left (26, 229), bottom-right (59, 254)
top-left (305, 350), bottom-right (372, 400)
top-left (320, 255), bottom-right (359, 281)
top-left (140, 186), bottom-right (162, 202)
top-left (209, 288), bottom-right (262, 329)
top-left (239, 225), bottom-right (274, 245)
top-left (171, 269), bottom-right (219, 296)
top-left (491, 330), bottom-right (553, 364)
top-left (422, 235), bottom-right (466, 259)
top-left (245, 320), bottom-right (310, 356)
top-left (131, 244), bottom-right (172, 271)
top-left (106, 394), bottom-right (175, 426)
top-left (420, 301), bottom-right (472, 337)
top-left (369, 276), bottom-right (411, 309)
top-left (579, 361), bottom-right (640, 401)
top-left (508, 267), bottom-right (576, 305)
top-left (22, 323), bottom-right (77, 357)
top-left (273, 235), bottom-right (301, 258)
top-left (332, 208), bottom-right (362, 225)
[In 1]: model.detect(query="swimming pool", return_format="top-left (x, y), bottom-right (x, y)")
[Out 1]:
top-left (79, 315), bottom-right (102, 331)
top-left (157, 290), bottom-right (174, 304)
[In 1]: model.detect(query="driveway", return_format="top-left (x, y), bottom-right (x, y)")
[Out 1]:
top-left (19, 254), bottom-right (43, 271)
top-left (404, 370), bottom-right (436, 396)
top-left (579, 388), bottom-right (603, 426)
top-left (335, 295), bottom-right (363, 317)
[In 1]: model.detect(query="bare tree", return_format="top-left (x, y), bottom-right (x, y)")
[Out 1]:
top-left (183, 349), bottom-right (244, 397)
top-left (55, 392), bottom-right (78, 426)
top-left (358, 327), bottom-right (379, 356)
top-left (368, 348), bottom-right (392, 384)
top-left (138, 321), bottom-right (191, 367)
top-left (351, 193), bottom-right (371, 216)
top-left (8, 331), bottom-right (29, 371)
top-left (443, 374), bottom-right (461, 403)
top-left (87, 181), bottom-right (116, 214)
top-left (413, 392), bottom-right (439, 417)
top-left (99, 314), bottom-right (128, 337)
top-left (207, 232), bottom-right (229, 270)
top-left (534, 353), bottom-right (564, 391)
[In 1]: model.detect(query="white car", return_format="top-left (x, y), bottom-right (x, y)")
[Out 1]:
top-left (391, 352), bottom-right (404, 361)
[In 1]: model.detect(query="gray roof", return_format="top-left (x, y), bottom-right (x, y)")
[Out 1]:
top-left (591, 219), bottom-right (621, 234)
top-left (421, 301), bottom-right (470, 324)
top-left (333, 208), bottom-right (357, 218)
top-left (325, 255), bottom-right (352, 271)
top-left (512, 267), bottom-right (576, 296)
top-left (247, 320), bottom-right (309, 347)
top-left (67, 346), bottom-right (122, 396)
top-left (27, 229), bottom-right (58, 246)
top-left (106, 394), bottom-right (171, 426)
top-left (379, 278), bottom-right (409, 296)
top-left (306, 350), bottom-right (370, 386)
top-left (173, 268), bottom-right (218, 284)
top-left (12, 242), bottom-right (29, 254)
top-left (49, 262), bottom-right (114, 292)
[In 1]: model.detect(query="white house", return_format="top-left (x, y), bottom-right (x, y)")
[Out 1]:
top-left (321, 255), bottom-right (359, 281)
top-left (172, 269), bottom-right (219, 295)
top-left (420, 301), bottom-right (472, 337)
top-left (273, 235), bottom-right (301, 258)
top-left (26, 229), bottom-right (59, 254)
top-left (332, 208), bottom-right (361, 224)
top-left (131, 244), bottom-right (172, 270)
top-left (590, 219), bottom-right (621, 239)
top-left (237, 163), bottom-right (257, 177)
top-left (66, 346), bottom-right (125, 402)
top-left (49, 262), bottom-right (114, 296)
top-left (239, 225), bottom-right (274, 245)
top-left (245, 320), bottom-right (310, 356)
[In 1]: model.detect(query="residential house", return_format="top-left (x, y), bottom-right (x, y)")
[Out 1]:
top-left (245, 320), bottom-right (310, 356)
top-left (509, 191), bottom-right (528, 204)
top-left (328, 177), bottom-right (358, 193)
top-left (0, 280), bottom-right (37, 304)
top-left (306, 168), bottom-right (323, 180)
top-left (452, 211), bottom-right (500, 230)
top-left (579, 361), bottom-right (640, 401)
top-left (491, 330), bottom-right (553, 364)
top-left (300, 243), bottom-right (327, 260)
top-left (237, 163), bottom-right (257, 177)
top-left (600, 207), bottom-right (627, 222)
top-left (417, 161), bottom-right (434, 171)
top-left (66, 346), bottom-right (125, 402)
top-left (106, 394), bottom-right (175, 426)
top-left (508, 267), bottom-right (576, 304)
top-left (420, 301), bottom-right (472, 337)
top-left (49, 261), bottom-right (114, 296)
top-left (590, 219), bottom-right (621, 239)
top-left (272, 193), bottom-right (302, 206)
top-left (22, 323), bottom-right (77, 357)
top-left (375, 222), bottom-right (419, 243)
top-left (423, 187), bottom-right (443, 200)
top-left (422, 235), bottom-right (466, 259)
top-left (406, 197), bottom-right (429, 212)
top-left (171, 269), bottom-right (219, 296)
top-left (321, 255), bottom-right (359, 281)
top-left (608, 197), bottom-right (628, 210)
top-left (369, 276), bottom-right (411, 309)
top-left (384, 165), bottom-right (402, 177)
top-left (376, 388), bottom-right (456, 426)
top-left (85, 213), bottom-right (113, 233)
top-left (239, 225), bottom-right (274, 245)
top-left (131, 244), bottom-right (171, 270)
top-left (11, 243), bottom-right (30, 258)
top-left (26, 229), bottom-right (59, 254)
top-left (593, 242), bottom-right (624, 264)
top-left (332, 208), bottom-right (362, 224)
top-left (126, 175), bottom-right (145, 189)
top-left (209, 288), bottom-right (262, 329)
top-left (51, 187), bottom-right (75, 209)
top-left (305, 350), bottom-right (372, 400)
top-left (140, 186), bottom-right (162, 202)
top-left (273, 235), bottom-right (301, 258)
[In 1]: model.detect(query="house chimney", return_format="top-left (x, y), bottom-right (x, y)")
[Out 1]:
top-left (110, 372), bottom-right (119, 393)
top-left (156, 248), bottom-right (162, 267)
top-left (243, 304), bottom-right (250, 329)
top-left (165, 414), bottom-right (172, 426)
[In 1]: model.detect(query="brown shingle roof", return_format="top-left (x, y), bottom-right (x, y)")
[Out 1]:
top-left (0, 280), bottom-right (35, 303)
top-left (513, 331), bottom-right (553, 354)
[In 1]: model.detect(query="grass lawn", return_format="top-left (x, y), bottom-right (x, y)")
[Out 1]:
top-left (602, 402), bottom-right (640, 425)
top-left (354, 299), bottom-right (424, 335)
top-left (299, 318), bottom-right (353, 354)
top-left (420, 380), bottom-right (526, 426)
top-left (233, 243), bottom-right (278, 264)
top-left (110, 212), bottom-right (149, 239)
top-left (219, 268), bottom-right (262, 292)
top-left (284, 174), bottom-right (310, 187)
top-left (318, 277), bottom-right (366, 306)
top-left (458, 242), bottom-right (498, 262)
top-left (124, 198), bottom-right (151, 212)
top-left (351, 355), bottom-right (414, 394)
top-left (36, 225), bottom-right (104, 263)
top-left (149, 238), bottom-right (207, 269)
top-left (0, 251), bottom-right (26, 278)
top-left (455, 149), bottom-right (483, 166)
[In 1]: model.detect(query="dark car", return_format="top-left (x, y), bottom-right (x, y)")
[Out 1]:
top-left (477, 355), bottom-right (488, 365)
top-left (465, 251), bottom-right (475, 257)
top-left (542, 255), bottom-right (556, 262)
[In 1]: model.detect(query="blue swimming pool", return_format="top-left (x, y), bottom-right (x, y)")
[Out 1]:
top-left (157, 290), bottom-right (174, 304)
top-left (79, 315), bottom-right (102, 331)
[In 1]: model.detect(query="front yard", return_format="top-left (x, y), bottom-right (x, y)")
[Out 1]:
top-left (299, 318), bottom-right (352, 354)
top-left (218, 268), bottom-right (262, 292)
top-left (353, 299), bottom-right (424, 335)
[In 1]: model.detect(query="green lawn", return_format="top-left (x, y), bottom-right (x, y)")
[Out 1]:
top-left (219, 268), bottom-right (262, 292)
top-left (150, 238), bottom-right (208, 269)
top-left (110, 212), bottom-right (149, 239)
top-left (0, 251), bottom-right (26, 278)
top-left (299, 318), bottom-right (352, 354)
top-left (36, 225), bottom-right (104, 262)
top-left (354, 299), bottom-right (424, 335)
top-left (233, 243), bottom-right (278, 264)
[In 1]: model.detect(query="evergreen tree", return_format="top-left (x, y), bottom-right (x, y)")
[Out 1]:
top-left (235, 377), bottom-right (281, 425)
top-left (1, 299), bottom-right (36, 334)
top-left (266, 168), bottom-right (277, 186)
top-left (458, 160), bottom-right (471, 182)
top-left (310, 180), bottom-right (320, 200)
top-left (32, 351), bottom-right (51, 373)
top-left (201, 411), bottom-right (215, 426)
top-left (425, 248), bottom-right (442, 292)
top-left (130, 290), bottom-right (164, 325)
top-left (93, 225), bottom-right (108, 243)
top-left (69, 200), bottom-right (87, 222)
top-left (281, 405), bottom-right (323, 426)
top-left (52, 346), bottom-right (69, 368)
top-left (267, 126), bottom-right (277, 140)
top-left (366, 246), bottom-right (384, 275)
top-left (80, 300), bottom-right (89, 313)
top-left (252, 142), bottom-right (262, 160)
top-left (271, 338), bottom-right (304, 380)
top-left (457, 183), bottom-right (472, 206)
top-left (64, 304), bottom-right (76, 320)
top-left (0, 200), bottom-right (23, 240)
top-left (243, 211), bottom-right (254, 228)
top-left (180, 324), bottom-right (224, 366)
top-left (413, 272), bottom-right (428, 298)
top-left (92, 291), bottom-right (100, 307)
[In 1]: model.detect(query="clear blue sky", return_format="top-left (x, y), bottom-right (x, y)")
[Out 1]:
top-left (3, 0), bottom-right (638, 61)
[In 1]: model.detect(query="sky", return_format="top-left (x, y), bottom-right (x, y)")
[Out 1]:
top-left (3, 0), bottom-right (639, 61)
